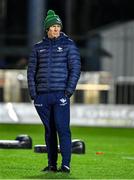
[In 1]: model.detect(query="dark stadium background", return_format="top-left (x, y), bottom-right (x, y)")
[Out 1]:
top-left (1, 0), bottom-right (134, 70)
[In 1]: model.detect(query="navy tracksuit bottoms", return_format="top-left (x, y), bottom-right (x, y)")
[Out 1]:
top-left (34, 91), bottom-right (71, 167)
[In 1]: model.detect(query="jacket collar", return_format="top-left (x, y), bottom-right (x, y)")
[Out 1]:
top-left (43, 32), bottom-right (68, 42)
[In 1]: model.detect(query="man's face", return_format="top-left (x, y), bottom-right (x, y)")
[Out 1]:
top-left (47, 24), bottom-right (61, 38)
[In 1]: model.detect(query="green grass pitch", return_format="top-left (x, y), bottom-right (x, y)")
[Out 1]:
top-left (0, 124), bottom-right (134, 179)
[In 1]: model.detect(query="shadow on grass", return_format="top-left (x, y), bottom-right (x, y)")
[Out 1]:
top-left (25, 171), bottom-right (76, 179)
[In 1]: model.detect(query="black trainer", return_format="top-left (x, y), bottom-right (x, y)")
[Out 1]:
top-left (42, 166), bottom-right (57, 172)
top-left (58, 165), bottom-right (70, 173)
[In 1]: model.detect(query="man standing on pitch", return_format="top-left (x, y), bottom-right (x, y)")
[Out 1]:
top-left (27, 10), bottom-right (81, 173)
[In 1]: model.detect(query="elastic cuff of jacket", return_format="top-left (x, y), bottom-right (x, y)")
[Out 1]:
top-left (31, 96), bottom-right (36, 100)
top-left (65, 90), bottom-right (72, 98)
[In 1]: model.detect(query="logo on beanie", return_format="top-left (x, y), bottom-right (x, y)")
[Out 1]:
top-left (57, 47), bottom-right (63, 52)
top-left (56, 18), bottom-right (61, 22)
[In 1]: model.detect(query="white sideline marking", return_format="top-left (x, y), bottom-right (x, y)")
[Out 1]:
top-left (6, 103), bottom-right (19, 122)
top-left (122, 156), bottom-right (134, 160)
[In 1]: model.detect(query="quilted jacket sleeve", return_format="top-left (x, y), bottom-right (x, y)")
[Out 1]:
top-left (66, 41), bottom-right (81, 95)
top-left (27, 46), bottom-right (38, 100)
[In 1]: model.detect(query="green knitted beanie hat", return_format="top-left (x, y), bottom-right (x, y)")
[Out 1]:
top-left (44, 10), bottom-right (62, 30)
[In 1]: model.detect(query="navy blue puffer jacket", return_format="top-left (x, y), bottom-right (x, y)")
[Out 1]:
top-left (27, 32), bottom-right (81, 99)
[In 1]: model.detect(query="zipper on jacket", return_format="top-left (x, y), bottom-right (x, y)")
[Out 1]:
top-left (47, 39), bottom-right (52, 91)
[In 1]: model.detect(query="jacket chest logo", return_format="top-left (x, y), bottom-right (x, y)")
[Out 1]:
top-left (39, 49), bottom-right (46, 52)
top-left (57, 47), bottom-right (63, 52)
